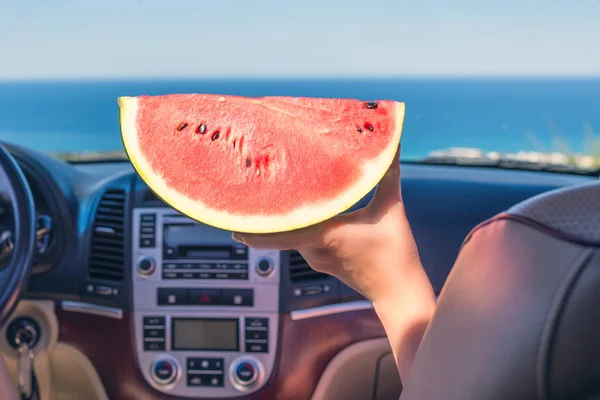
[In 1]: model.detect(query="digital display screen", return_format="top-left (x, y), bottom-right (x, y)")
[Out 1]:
top-left (163, 223), bottom-right (248, 260)
top-left (171, 318), bottom-right (239, 351)
top-left (164, 223), bottom-right (232, 246)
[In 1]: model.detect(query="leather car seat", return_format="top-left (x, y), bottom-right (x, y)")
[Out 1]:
top-left (401, 181), bottom-right (600, 399)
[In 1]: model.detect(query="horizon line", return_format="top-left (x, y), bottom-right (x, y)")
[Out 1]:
top-left (2, 74), bottom-right (600, 83)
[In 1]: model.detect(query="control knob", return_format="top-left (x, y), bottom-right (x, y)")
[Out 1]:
top-left (255, 257), bottom-right (274, 277)
top-left (137, 256), bottom-right (156, 276)
top-left (151, 356), bottom-right (179, 386)
top-left (230, 357), bottom-right (263, 391)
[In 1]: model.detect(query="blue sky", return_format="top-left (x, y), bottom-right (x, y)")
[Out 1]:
top-left (1, 0), bottom-right (600, 79)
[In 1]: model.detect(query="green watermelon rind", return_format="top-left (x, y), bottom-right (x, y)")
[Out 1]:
top-left (118, 96), bottom-right (405, 234)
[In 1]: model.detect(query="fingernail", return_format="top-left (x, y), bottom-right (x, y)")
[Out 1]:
top-left (232, 233), bottom-right (246, 243)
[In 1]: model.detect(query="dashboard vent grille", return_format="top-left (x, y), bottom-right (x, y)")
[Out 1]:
top-left (288, 250), bottom-right (328, 282)
top-left (143, 189), bottom-right (162, 203)
top-left (89, 189), bottom-right (126, 281)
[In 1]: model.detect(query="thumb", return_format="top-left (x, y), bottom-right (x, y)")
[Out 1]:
top-left (368, 145), bottom-right (402, 210)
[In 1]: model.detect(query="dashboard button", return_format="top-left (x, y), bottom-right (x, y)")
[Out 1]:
top-left (233, 246), bottom-right (248, 258)
top-left (151, 358), bottom-right (178, 385)
top-left (140, 237), bottom-right (155, 248)
top-left (221, 289), bottom-right (253, 306)
top-left (246, 342), bottom-right (268, 353)
top-left (188, 289), bottom-right (220, 305)
top-left (143, 328), bottom-right (165, 339)
top-left (208, 374), bottom-right (224, 387)
top-left (226, 271), bottom-right (249, 280)
top-left (187, 375), bottom-right (203, 386)
top-left (180, 272), bottom-right (195, 279)
top-left (157, 288), bottom-right (187, 305)
top-left (140, 226), bottom-right (155, 234)
top-left (187, 373), bottom-right (224, 387)
top-left (245, 330), bottom-right (268, 340)
top-left (162, 271), bottom-right (180, 279)
top-left (140, 213), bottom-right (156, 223)
top-left (144, 340), bottom-right (165, 351)
top-left (143, 316), bottom-right (165, 326)
top-left (187, 357), bottom-right (224, 371)
top-left (245, 318), bottom-right (268, 328)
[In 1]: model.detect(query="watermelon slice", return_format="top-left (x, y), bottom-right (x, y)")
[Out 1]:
top-left (118, 94), bottom-right (404, 233)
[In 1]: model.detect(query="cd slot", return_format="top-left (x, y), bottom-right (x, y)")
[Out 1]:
top-left (164, 245), bottom-right (248, 261)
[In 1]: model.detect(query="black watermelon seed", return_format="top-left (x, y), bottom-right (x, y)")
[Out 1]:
top-left (211, 130), bottom-right (220, 141)
top-left (356, 125), bottom-right (363, 133)
top-left (365, 102), bottom-right (378, 109)
top-left (197, 124), bottom-right (207, 134)
top-left (246, 158), bottom-right (252, 167)
top-left (176, 122), bottom-right (189, 131)
top-left (364, 122), bottom-right (374, 131)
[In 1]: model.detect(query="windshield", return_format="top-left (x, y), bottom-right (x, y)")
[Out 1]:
top-left (1, 1), bottom-right (599, 172)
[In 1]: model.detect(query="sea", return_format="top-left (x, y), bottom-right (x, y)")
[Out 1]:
top-left (1, 78), bottom-right (600, 161)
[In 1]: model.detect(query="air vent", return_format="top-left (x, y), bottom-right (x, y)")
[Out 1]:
top-left (143, 189), bottom-right (161, 202)
top-left (288, 250), bottom-right (328, 282)
top-left (143, 190), bottom-right (158, 202)
top-left (88, 189), bottom-right (126, 281)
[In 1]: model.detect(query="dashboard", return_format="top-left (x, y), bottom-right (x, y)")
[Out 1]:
top-left (131, 207), bottom-right (280, 397)
top-left (3, 142), bottom-right (597, 399)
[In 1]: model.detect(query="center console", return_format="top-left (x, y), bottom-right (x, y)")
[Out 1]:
top-left (132, 208), bottom-right (280, 398)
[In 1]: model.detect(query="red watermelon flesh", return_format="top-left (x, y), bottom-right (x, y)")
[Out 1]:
top-left (119, 94), bottom-right (404, 233)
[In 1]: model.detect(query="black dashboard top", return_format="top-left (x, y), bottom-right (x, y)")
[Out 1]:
top-left (4, 142), bottom-right (596, 313)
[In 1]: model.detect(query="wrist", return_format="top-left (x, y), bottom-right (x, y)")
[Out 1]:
top-left (372, 282), bottom-right (435, 334)
top-left (371, 267), bottom-right (436, 380)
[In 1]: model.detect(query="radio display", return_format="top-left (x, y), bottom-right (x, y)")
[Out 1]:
top-left (164, 223), bottom-right (233, 246)
top-left (163, 223), bottom-right (247, 260)
top-left (171, 318), bottom-right (239, 351)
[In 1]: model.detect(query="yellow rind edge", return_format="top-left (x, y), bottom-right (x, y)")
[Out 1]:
top-left (118, 96), bottom-right (405, 234)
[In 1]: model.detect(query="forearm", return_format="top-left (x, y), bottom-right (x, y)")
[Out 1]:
top-left (372, 263), bottom-right (436, 383)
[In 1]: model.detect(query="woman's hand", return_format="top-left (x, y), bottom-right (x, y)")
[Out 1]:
top-left (232, 147), bottom-right (425, 304)
top-left (232, 147), bottom-right (436, 381)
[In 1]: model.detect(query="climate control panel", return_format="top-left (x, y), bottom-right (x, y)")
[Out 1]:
top-left (135, 314), bottom-right (277, 397)
top-left (146, 353), bottom-right (266, 393)
top-left (132, 208), bottom-right (279, 398)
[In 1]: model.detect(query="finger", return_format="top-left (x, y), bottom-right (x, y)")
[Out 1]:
top-left (232, 217), bottom-right (339, 250)
top-left (368, 144), bottom-right (402, 209)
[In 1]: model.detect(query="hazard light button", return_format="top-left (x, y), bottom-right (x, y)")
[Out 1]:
top-left (157, 288), bottom-right (187, 306)
top-left (188, 289), bottom-right (221, 306)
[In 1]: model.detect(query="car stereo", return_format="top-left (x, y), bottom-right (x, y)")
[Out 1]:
top-left (132, 208), bottom-right (279, 398)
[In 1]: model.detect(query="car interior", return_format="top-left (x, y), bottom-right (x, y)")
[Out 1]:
top-left (2, 1), bottom-right (600, 399)
top-left (0, 140), bottom-right (598, 400)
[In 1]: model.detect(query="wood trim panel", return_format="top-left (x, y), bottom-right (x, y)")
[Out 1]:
top-left (55, 305), bottom-right (386, 400)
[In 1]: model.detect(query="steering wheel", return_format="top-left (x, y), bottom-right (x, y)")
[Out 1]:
top-left (0, 143), bottom-right (36, 328)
